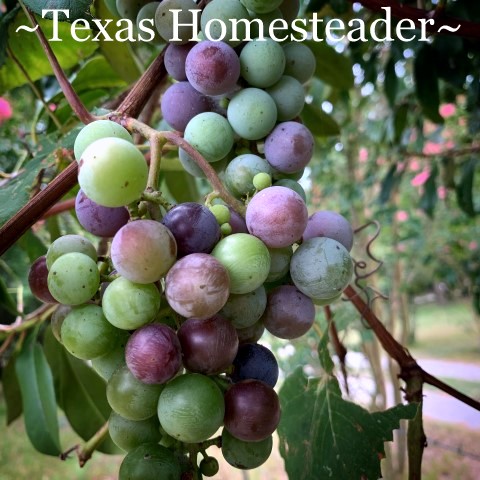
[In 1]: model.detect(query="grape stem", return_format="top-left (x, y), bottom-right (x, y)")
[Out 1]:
top-left (0, 304), bottom-right (55, 340)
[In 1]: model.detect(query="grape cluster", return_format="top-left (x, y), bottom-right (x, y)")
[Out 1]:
top-left (26, 1), bottom-right (356, 478)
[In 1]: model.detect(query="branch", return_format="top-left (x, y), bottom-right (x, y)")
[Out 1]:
top-left (346, 0), bottom-right (480, 39)
top-left (0, 304), bottom-right (55, 339)
top-left (41, 198), bottom-right (76, 220)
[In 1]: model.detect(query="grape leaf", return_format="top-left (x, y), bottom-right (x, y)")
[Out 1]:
top-left (22, 0), bottom-right (94, 22)
top-left (0, 275), bottom-right (19, 317)
top-left (1, 353), bottom-right (23, 425)
top-left (384, 55), bottom-right (398, 108)
top-left (0, 5), bottom-right (21, 68)
top-left (278, 366), bottom-right (419, 480)
top-left (455, 157), bottom-right (478, 217)
top-left (301, 104), bottom-right (340, 137)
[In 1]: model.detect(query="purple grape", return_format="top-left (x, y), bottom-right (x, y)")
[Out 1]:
top-left (230, 343), bottom-right (279, 387)
top-left (161, 82), bottom-right (210, 132)
top-left (264, 121), bottom-right (314, 173)
top-left (164, 42), bottom-right (195, 81)
top-left (303, 210), bottom-right (354, 252)
top-left (28, 256), bottom-right (57, 303)
top-left (186, 41), bottom-right (240, 96)
top-left (261, 285), bottom-right (315, 339)
top-left (177, 315), bottom-right (238, 375)
top-left (228, 207), bottom-right (248, 234)
top-left (246, 186), bottom-right (308, 248)
top-left (125, 324), bottom-right (182, 384)
top-left (75, 189), bottom-right (129, 238)
top-left (162, 203), bottom-right (221, 257)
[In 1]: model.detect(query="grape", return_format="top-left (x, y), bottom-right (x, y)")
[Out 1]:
top-left (249, 9), bottom-right (284, 39)
top-left (102, 277), bottom-right (161, 330)
top-left (157, 373), bottom-right (225, 443)
top-left (46, 234), bottom-right (97, 269)
top-left (185, 41), bottom-right (240, 96)
top-left (136, 3), bottom-right (162, 43)
top-left (164, 42), bottom-right (195, 81)
top-left (126, 324), bottom-right (182, 384)
top-left (119, 443), bottom-right (181, 480)
top-left (178, 148), bottom-right (229, 178)
top-left (279, 0), bottom-right (300, 23)
top-left (165, 253), bottom-right (230, 319)
top-left (220, 286), bottom-right (267, 329)
top-left (253, 172), bottom-right (272, 191)
top-left (111, 220), bottom-right (177, 284)
top-left (303, 210), bottom-right (354, 252)
top-left (224, 380), bottom-right (280, 441)
top-left (262, 285), bottom-right (315, 339)
top-left (283, 42), bottom-right (316, 84)
top-left (212, 233), bottom-right (270, 294)
top-left (91, 331), bottom-right (129, 381)
top-left (75, 190), bottom-right (129, 238)
top-left (116, 0), bottom-right (150, 21)
top-left (240, 38), bottom-right (286, 88)
top-left (199, 456), bottom-right (219, 477)
top-left (236, 320), bottom-right (265, 344)
top-left (177, 315), bottom-right (238, 375)
top-left (47, 252), bottom-right (100, 305)
top-left (107, 365), bottom-right (164, 420)
top-left (272, 167), bottom-right (304, 181)
top-left (222, 429), bottom-right (273, 469)
top-left (61, 304), bottom-right (121, 359)
top-left (246, 186), bottom-right (308, 248)
top-left (74, 119), bottom-right (133, 160)
top-left (109, 411), bottom-right (162, 452)
top-left (224, 154), bottom-right (272, 198)
top-left (266, 245), bottom-right (292, 283)
top-left (155, 0), bottom-right (198, 44)
top-left (290, 237), bottom-right (353, 300)
top-left (201, 0), bottom-right (249, 46)
top-left (50, 305), bottom-right (71, 342)
top-left (266, 75), bottom-right (305, 121)
top-left (209, 204), bottom-right (230, 225)
top-left (78, 138), bottom-right (148, 208)
top-left (221, 223), bottom-right (232, 236)
top-left (105, 0), bottom-right (121, 17)
top-left (274, 178), bottom-right (306, 202)
top-left (240, 0), bottom-right (283, 14)
top-left (230, 343), bottom-right (279, 386)
top-left (28, 256), bottom-right (57, 303)
top-left (313, 292), bottom-right (342, 306)
top-left (162, 202), bottom-right (221, 257)
top-left (264, 121), bottom-right (314, 174)
top-left (227, 88), bottom-right (277, 140)
top-left (161, 82), bottom-right (210, 132)
top-left (184, 112), bottom-right (234, 163)
top-left (228, 207), bottom-right (249, 234)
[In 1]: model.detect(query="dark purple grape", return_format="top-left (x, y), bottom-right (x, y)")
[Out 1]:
top-left (177, 315), bottom-right (238, 375)
top-left (125, 324), bottom-right (182, 384)
top-left (264, 121), bottom-right (314, 173)
top-left (224, 380), bottom-right (280, 442)
top-left (28, 256), bottom-right (57, 303)
top-left (236, 321), bottom-right (265, 344)
top-left (75, 189), bottom-right (129, 237)
top-left (162, 203), bottom-right (221, 257)
top-left (185, 41), bottom-right (240, 96)
top-left (161, 82), bottom-right (210, 132)
top-left (261, 285), bottom-right (315, 339)
top-left (228, 207), bottom-right (248, 234)
top-left (230, 343), bottom-right (279, 387)
top-left (303, 210), bottom-right (354, 252)
top-left (164, 42), bottom-right (195, 81)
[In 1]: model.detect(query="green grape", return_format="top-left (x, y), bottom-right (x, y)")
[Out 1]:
top-left (209, 204), bottom-right (231, 225)
top-left (266, 245), bottom-right (292, 282)
top-left (272, 167), bottom-right (305, 181)
top-left (283, 42), bottom-right (316, 84)
top-left (200, 456), bottom-right (220, 477)
top-left (184, 112), bottom-right (234, 163)
top-left (240, 0), bottom-right (283, 14)
top-left (222, 429), bottom-right (273, 469)
top-left (274, 178), bottom-right (307, 201)
top-left (105, 0), bottom-right (121, 16)
top-left (253, 172), bottom-right (272, 191)
top-left (212, 233), bottom-right (271, 294)
top-left (74, 120), bottom-right (133, 160)
top-left (313, 292), bottom-right (342, 306)
top-left (91, 331), bottom-right (129, 380)
top-left (102, 277), bottom-right (161, 330)
top-left (240, 38), bottom-right (285, 88)
top-left (220, 286), bottom-right (267, 329)
top-left (249, 8), bottom-right (284, 38)
top-left (78, 137), bottom-right (148, 208)
top-left (109, 411), bottom-right (162, 452)
top-left (61, 304), bottom-right (121, 360)
top-left (157, 373), bottom-right (225, 443)
top-left (116, 0), bottom-right (150, 21)
top-left (225, 153), bottom-right (272, 198)
top-left (119, 443), bottom-right (181, 480)
top-left (155, 0), bottom-right (198, 44)
top-left (266, 75), bottom-right (305, 121)
top-left (107, 365), bottom-right (164, 420)
top-left (179, 148), bottom-right (230, 178)
top-left (46, 234), bottom-right (97, 270)
top-left (137, 2), bottom-right (163, 43)
top-left (227, 88), bottom-right (277, 140)
top-left (47, 253), bottom-right (100, 305)
top-left (50, 305), bottom-right (71, 342)
top-left (221, 223), bottom-right (233, 236)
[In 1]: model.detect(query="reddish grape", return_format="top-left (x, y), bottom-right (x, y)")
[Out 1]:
top-left (28, 256), bottom-right (57, 303)
top-left (164, 42), bottom-right (195, 81)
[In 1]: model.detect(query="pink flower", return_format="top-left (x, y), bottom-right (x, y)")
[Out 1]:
top-left (411, 170), bottom-right (430, 187)
top-left (440, 103), bottom-right (456, 118)
top-left (397, 243), bottom-right (407, 253)
top-left (395, 210), bottom-right (409, 222)
top-left (409, 160), bottom-right (421, 172)
top-left (437, 186), bottom-right (447, 200)
top-left (359, 148), bottom-right (368, 163)
top-left (469, 241), bottom-right (478, 251)
top-left (423, 142), bottom-right (442, 155)
top-left (0, 97), bottom-right (12, 123)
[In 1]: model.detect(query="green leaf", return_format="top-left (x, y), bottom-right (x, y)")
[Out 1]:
top-left (419, 165), bottom-right (438, 218)
top-left (306, 0), bottom-right (329, 13)
top-left (71, 55), bottom-right (127, 92)
top-left (413, 45), bottom-right (444, 125)
top-left (22, 0), bottom-right (94, 21)
top-left (164, 170), bottom-right (201, 204)
top-left (43, 327), bottom-right (119, 454)
top-left (307, 41), bottom-right (354, 90)
top-left (393, 104), bottom-right (409, 144)
top-left (15, 329), bottom-right (61, 456)
top-left (16, 230), bottom-right (47, 263)
top-left (0, 275), bottom-right (19, 316)
top-left (456, 158), bottom-right (478, 217)
top-left (378, 164), bottom-right (402, 204)
top-left (0, 5), bottom-right (20, 67)
top-left (384, 56), bottom-right (398, 108)
top-left (278, 368), bottom-right (419, 480)
top-left (317, 329), bottom-right (334, 374)
top-left (301, 103), bottom-right (340, 137)
top-left (1, 353), bottom-right (23, 425)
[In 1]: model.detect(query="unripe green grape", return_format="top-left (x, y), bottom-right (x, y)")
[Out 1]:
top-left (91, 331), bottom-right (129, 380)
top-left (313, 292), bottom-right (342, 306)
top-left (47, 253), bottom-right (100, 305)
top-left (200, 456), bottom-right (219, 477)
top-left (266, 75), bottom-right (305, 121)
top-left (50, 305), bottom-right (71, 342)
top-left (116, 0), bottom-right (150, 21)
top-left (136, 2), bottom-right (163, 43)
top-left (61, 304), bottom-right (121, 360)
top-left (222, 429), bottom-right (273, 469)
top-left (241, 0), bottom-right (283, 14)
top-left (283, 42), bottom-right (316, 84)
top-left (249, 9), bottom-right (284, 39)
top-left (274, 178), bottom-right (307, 202)
top-left (78, 137), bottom-right (148, 208)
top-left (220, 286), bottom-right (267, 329)
top-left (105, 0), bottom-right (121, 17)
top-left (225, 154), bottom-right (272, 198)
top-left (221, 223), bottom-right (233, 236)
top-left (155, 0), bottom-right (198, 44)
top-left (266, 245), bottom-right (292, 282)
top-left (209, 204), bottom-right (231, 225)
top-left (46, 234), bottom-right (97, 270)
top-left (253, 172), bottom-right (272, 191)
top-left (179, 148), bottom-right (229, 178)
top-left (74, 120), bottom-right (133, 160)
